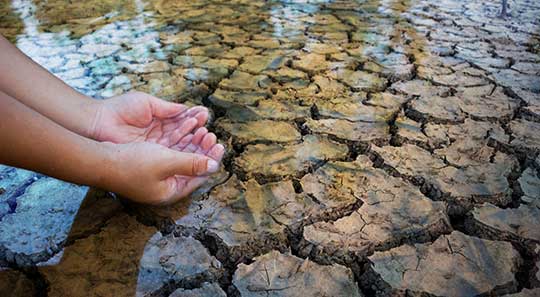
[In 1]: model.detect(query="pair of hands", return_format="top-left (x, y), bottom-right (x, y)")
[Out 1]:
top-left (90, 91), bottom-right (224, 205)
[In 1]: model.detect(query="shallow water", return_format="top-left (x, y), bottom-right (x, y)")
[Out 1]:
top-left (1, 0), bottom-right (540, 296)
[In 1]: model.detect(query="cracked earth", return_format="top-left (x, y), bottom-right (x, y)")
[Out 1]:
top-left (1, 0), bottom-right (539, 296)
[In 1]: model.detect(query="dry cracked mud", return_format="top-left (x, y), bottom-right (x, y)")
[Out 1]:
top-left (1, 0), bottom-right (540, 296)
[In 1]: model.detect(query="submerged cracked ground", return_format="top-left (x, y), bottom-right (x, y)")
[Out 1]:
top-left (1, 0), bottom-right (540, 296)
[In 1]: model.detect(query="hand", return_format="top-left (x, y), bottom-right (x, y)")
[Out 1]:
top-left (91, 91), bottom-right (209, 146)
top-left (168, 127), bottom-right (226, 201)
top-left (103, 133), bottom-right (224, 205)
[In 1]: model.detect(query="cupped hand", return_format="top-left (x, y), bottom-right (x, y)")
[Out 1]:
top-left (104, 132), bottom-right (224, 205)
top-left (166, 127), bottom-right (225, 202)
top-left (91, 91), bottom-right (209, 146)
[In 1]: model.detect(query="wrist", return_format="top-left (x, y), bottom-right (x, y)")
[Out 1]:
top-left (91, 140), bottom-right (121, 191)
top-left (84, 97), bottom-right (105, 141)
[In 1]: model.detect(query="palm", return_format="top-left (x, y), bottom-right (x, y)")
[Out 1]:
top-left (94, 92), bottom-right (209, 146)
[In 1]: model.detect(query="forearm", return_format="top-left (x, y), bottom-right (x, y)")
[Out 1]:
top-left (0, 91), bottom-right (110, 189)
top-left (0, 35), bottom-right (99, 139)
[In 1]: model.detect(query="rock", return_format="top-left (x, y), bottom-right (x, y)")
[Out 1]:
top-left (512, 89), bottom-right (540, 121)
top-left (218, 71), bottom-right (272, 91)
top-left (364, 92), bottom-right (409, 111)
top-left (136, 233), bottom-right (223, 296)
top-left (372, 144), bottom-right (515, 213)
top-left (100, 74), bottom-right (142, 97)
top-left (239, 53), bottom-right (288, 74)
top-left (425, 120), bottom-right (513, 170)
top-left (371, 143), bottom-right (447, 178)
top-left (66, 189), bottom-right (123, 241)
top-left (304, 118), bottom-right (389, 144)
top-left (0, 269), bottom-right (37, 296)
top-left (381, 63), bottom-right (415, 82)
top-left (363, 231), bottom-right (521, 297)
top-left (216, 119), bottom-right (301, 144)
top-left (225, 99), bottom-right (311, 122)
top-left (511, 62), bottom-right (540, 75)
top-left (469, 203), bottom-right (540, 242)
top-left (435, 164), bottom-right (514, 207)
top-left (172, 55), bottom-right (210, 68)
top-left (174, 67), bottom-right (228, 86)
top-left (87, 56), bottom-right (123, 76)
top-left (221, 46), bottom-right (258, 60)
top-left (391, 79), bottom-right (450, 97)
top-left (233, 250), bottom-right (362, 297)
top-left (176, 176), bottom-right (320, 262)
top-left (417, 64), bottom-right (453, 80)
top-left (0, 166), bottom-right (37, 218)
top-left (394, 112), bottom-right (429, 147)
top-left (312, 75), bottom-right (350, 98)
top-left (424, 118), bottom-right (509, 152)
top-left (235, 135), bottom-right (348, 180)
top-left (457, 86), bottom-right (519, 121)
top-left (248, 38), bottom-right (280, 49)
top-left (300, 156), bottom-right (450, 261)
top-left (432, 71), bottom-right (490, 87)
top-left (303, 42), bottom-right (342, 54)
top-left (292, 53), bottom-right (328, 74)
top-left (329, 69), bottom-right (387, 92)
top-left (40, 214), bottom-right (222, 297)
top-left (123, 60), bottom-right (170, 74)
top-left (169, 283), bottom-right (226, 297)
top-left (509, 119), bottom-right (540, 153)
top-left (184, 44), bottom-right (229, 58)
top-left (208, 89), bottom-right (267, 109)
top-left (265, 67), bottom-right (308, 83)
top-left (79, 43), bottom-right (121, 57)
top-left (504, 288), bottom-right (540, 297)
top-left (408, 96), bottom-right (465, 123)
top-left (315, 97), bottom-right (396, 122)
top-left (519, 167), bottom-right (540, 205)
top-left (136, 72), bottom-right (207, 102)
top-left (0, 177), bottom-right (88, 266)
top-left (494, 69), bottom-right (540, 92)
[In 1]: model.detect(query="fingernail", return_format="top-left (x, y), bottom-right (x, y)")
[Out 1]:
top-left (207, 160), bottom-right (219, 173)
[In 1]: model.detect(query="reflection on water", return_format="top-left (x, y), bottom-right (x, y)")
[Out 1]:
top-left (0, 0), bottom-right (23, 41)
top-left (1, 0), bottom-right (540, 296)
top-left (10, 0), bottom-right (175, 99)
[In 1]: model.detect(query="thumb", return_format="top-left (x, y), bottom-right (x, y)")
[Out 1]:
top-left (161, 151), bottom-right (220, 178)
top-left (150, 96), bottom-right (187, 118)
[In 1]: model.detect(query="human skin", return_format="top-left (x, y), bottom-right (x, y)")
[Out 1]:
top-left (0, 35), bottom-right (210, 145)
top-left (0, 35), bottom-right (224, 204)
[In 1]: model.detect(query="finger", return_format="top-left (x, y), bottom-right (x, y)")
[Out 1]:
top-left (169, 106), bottom-right (207, 121)
top-left (194, 144), bottom-right (207, 155)
top-left (150, 96), bottom-right (187, 118)
top-left (206, 143), bottom-right (225, 161)
top-left (183, 143), bottom-right (199, 153)
top-left (186, 106), bottom-right (208, 118)
top-left (191, 127), bottom-right (208, 146)
top-left (163, 118), bottom-right (198, 147)
top-left (171, 134), bottom-right (193, 151)
top-left (162, 151), bottom-right (220, 177)
top-left (200, 133), bottom-right (217, 151)
top-left (162, 117), bottom-right (189, 133)
top-left (194, 110), bottom-right (209, 126)
top-left (165, 176), bottom-right (209, 204)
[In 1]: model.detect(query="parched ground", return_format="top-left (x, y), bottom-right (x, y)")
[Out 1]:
top-left (0, 0), bottom-right (539, 296)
